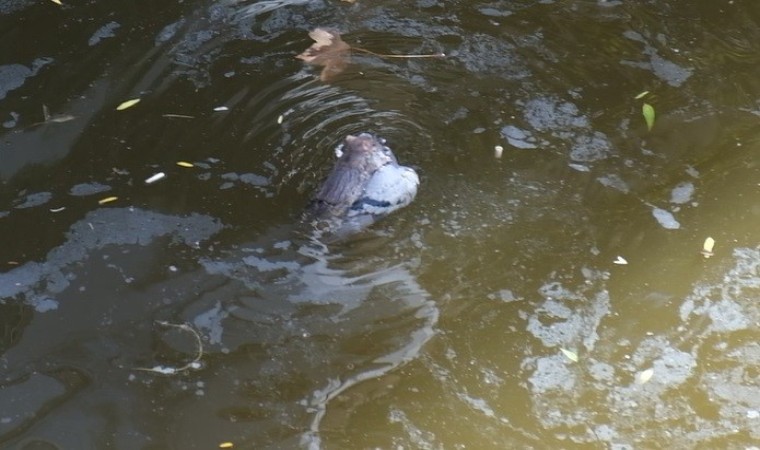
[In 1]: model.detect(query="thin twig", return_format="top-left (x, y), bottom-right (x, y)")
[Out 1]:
top-left (352, 46), bottom-right (446, 59)
top-left (133, 321), bottom-right (204, 376)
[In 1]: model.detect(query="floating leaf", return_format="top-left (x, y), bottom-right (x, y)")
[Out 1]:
top-left (613, 256), bottom-right (628, 265)
top-left (701, 237), bottom-right (715, 258)
top-left (636, 368), bottom-right (654, 384)
top-left (145, 172), bottom-right (166, 184)
top-left (219, 443), bottom-right (234, 449)
top-left (642, 103), bottom-right (655, 131)
top-left (634, 90), bottom-right (650, 100)
top-left (176, 161), bottom-right (194, 168)
top-left (49, 207), bottom-right (66, 213)
top-left (277, 114), bottom-right (283, 125)
top-left (560, 348), bottom-right (579, 362)
top-left (296, 28), bottom-right (351, 81)
top-left (213, 106), bottom-right (229, 112)
top-left (162, 113), bottom-right (195, 119)
top-left (49, 0), bottom-right (62, 5)
top-left (116, 98), bottom-right (140, 111)
top-left (98, 196), bottom-right (118, 205)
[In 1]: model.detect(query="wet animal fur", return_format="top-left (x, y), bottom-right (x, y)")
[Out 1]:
top-left (308, 134), bottom-right (396, 219)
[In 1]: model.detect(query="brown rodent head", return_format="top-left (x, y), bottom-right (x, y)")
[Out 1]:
top-left (309, 133), bottom-right (396, 218)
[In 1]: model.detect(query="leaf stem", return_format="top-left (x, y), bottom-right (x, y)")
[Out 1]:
top-left (351, 46), bottom-right (446, 59)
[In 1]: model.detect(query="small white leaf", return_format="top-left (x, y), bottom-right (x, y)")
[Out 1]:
top-left (560, 348), bottom-right (579, 362)
top-left (613, 256), bottom-right (628, 265)
top-left (145, 172), bottom-right (166, 184)
top-left (636, 368), bottom-right (654, 384)
top-left (213, 106), bottom-right (229, 112)
top-left (701, 237), bottom-right (715, 258)
top-left (634, 90), bottom-right (650, 100)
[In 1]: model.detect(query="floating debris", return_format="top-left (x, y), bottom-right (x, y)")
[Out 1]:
top-left (613, 256), bottom-right (628, 265)
top-left (277, 114), bottom-right (283, 124)
top-left (636, 368), bottom-right (654, 384)
top-left (40, 104), bottom-right (75, 124)
top-left (568, 163), bottom-right (591, 172)
top-left (49, 0), bottom-right (62, 5)
top-left (145, 172), bottom-right (166, 184)
top-left (116, 98), bottom-right (140, 111)
top-left (494, 145), bottom-right (504, 159)
top-left (134, 321), bottom-right (204, 376)
top-left (176, 161), bottom-right (194, 168)
top-left (560, 348), bottom-right (579, 362)
top-left (219, 443), bottom-right (234, 449)
top-left (701, 237), bottom-right (715, 258)
top-left (162, 113), bottom-right (195, 119)
top-left (634, 90), bottom-right (650, 100)
top-left (98, 196), bottom-right (118, 205)
top-left (49, 207), bottom-right (66, 213)
top-left (213, 106), bottom-right (229, 112)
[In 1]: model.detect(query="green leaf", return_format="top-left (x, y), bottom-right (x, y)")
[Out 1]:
top-left (642, 103), bottom-right (655, 131)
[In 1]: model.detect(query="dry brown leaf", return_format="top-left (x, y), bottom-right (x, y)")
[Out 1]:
top-left (296, 28), bottom-right (351, 81)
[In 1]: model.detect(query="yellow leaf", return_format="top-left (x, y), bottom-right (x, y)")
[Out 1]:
top-left (560, 348), bottom-right (578, 362)
top-left (176, 161), bottom-right (194, 168)
top-left (116, 98), bottom-right (141, 111)
top-left (50, 0), bottom-right (63, 5)
top-left (98, 196), bottom-right (118, 205)
top-left (642, 103), bottom-right (655, 131)
top-left (219, 443), bottom-right (234, 449)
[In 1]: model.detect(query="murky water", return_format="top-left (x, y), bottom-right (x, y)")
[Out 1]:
top-left (2, 0), bottom-right (760, 448)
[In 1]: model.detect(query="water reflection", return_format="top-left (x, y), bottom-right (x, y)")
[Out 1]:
top-left (2, 0), bottom-right (760, 448)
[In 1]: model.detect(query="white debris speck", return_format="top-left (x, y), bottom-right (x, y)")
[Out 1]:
top-left (145, 172), bottom-right (166, 184)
